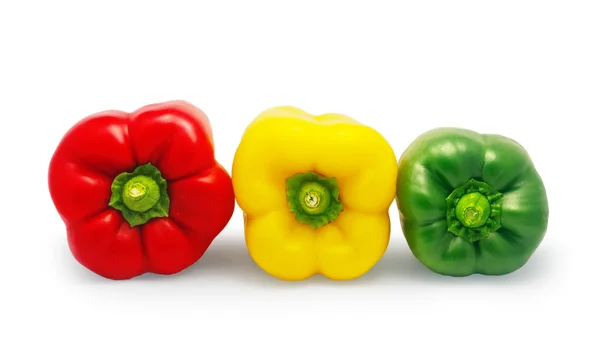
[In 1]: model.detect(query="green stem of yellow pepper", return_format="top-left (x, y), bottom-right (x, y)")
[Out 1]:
top-left (286, 171), bottom-right (344, 229)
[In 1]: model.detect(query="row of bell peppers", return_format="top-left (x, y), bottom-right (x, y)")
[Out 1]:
top-left (48, 100), bottom-right (549, 280)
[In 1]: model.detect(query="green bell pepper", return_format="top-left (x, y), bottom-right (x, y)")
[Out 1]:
top-left (396, 127), bottom-right (549, 276)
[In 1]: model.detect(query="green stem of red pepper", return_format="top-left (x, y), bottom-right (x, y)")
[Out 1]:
top-left (109, 163), bottom-right (170, 227)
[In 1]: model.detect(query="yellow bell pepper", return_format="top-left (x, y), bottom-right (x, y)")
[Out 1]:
top-left (232, 106), bottom-right (398, 281)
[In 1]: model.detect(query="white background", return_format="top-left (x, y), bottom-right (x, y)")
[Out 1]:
top-left (1, 1), bottom-right (599, 336)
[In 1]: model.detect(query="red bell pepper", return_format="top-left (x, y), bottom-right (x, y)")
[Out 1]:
top-left (48, 100), bottom-right (235, 280)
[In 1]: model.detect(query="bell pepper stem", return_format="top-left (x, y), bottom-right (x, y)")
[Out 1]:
top-left (109, 163), bottom-right (170, 227)
top-left (122, 175), bottom-right (161, 212)
top-left (446, 179), bottom-right (502, 242)
top-left (455, 192), bottom-right (491, 228)
top-left (286, 171), bottom-right (343, 229)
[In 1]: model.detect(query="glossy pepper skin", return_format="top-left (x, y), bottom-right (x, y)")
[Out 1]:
top-left (48, 100), bottom-right (235, 280)
top-left (232, 106), bottom-right (397, 281)
top-left (396, 127), bottom-right (548, 276)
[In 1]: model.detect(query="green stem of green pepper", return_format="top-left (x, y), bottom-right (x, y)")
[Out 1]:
top-left (446, 179), bottom-right (503, 242)
top-left (455, 192), bottom-right (491, 228)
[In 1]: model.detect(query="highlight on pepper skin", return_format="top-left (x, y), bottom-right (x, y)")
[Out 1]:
top-left (47, 100), bottom-right (236, 280)
top-left (231, 106), bottom-right (398, 281)
top-left (395, 127), bottom-right (549, 277)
